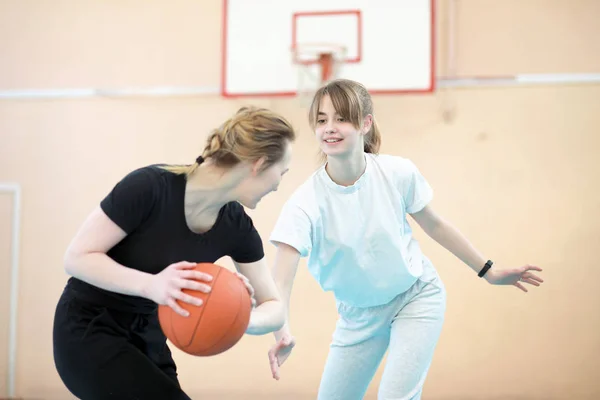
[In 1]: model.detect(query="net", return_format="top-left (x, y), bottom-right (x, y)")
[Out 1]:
top-left (292, 43), bottom-right (347, 106)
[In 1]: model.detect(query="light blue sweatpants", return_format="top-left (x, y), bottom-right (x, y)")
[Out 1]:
top-left (317, 261), bottom-right (447, 400)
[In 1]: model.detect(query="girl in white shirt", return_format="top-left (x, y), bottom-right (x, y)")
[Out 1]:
top-left (267, 79), bottom-right (544, 399)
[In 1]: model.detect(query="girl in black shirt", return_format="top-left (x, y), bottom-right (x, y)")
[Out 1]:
top-left (53, 107), bottom-right (296, 399)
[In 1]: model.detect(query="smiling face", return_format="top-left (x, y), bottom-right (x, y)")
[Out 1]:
top-left (315, 95), bottom-right (368, 159)
top-left (308, 79), bottom-right (377, 162)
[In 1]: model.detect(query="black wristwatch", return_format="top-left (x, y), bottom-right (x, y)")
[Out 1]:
top-left (478, 260), bottom-right (493, 278)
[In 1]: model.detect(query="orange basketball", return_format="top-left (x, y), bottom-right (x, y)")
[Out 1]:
top-left (158, 263), bottom-right (252, 357)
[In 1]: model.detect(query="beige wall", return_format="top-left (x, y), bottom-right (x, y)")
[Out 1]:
top-left (1, 1), bottom-right (599, 399)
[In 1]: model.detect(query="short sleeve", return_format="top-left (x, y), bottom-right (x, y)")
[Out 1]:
top-left (100, 167), bottom-right (158, 234)
top-left (269, 201), bottom-right (312, 257)
top-left (400, 159), bottom-right (434, 214)
top-left (229, 206), bottom-right (265, 263)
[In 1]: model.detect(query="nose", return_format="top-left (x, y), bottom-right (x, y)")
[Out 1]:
top-left (324, 121), bottom-right (336, 133)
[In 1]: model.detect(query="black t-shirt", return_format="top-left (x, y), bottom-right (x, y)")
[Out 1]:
top-left (64, 165), bottom-right (265, 313)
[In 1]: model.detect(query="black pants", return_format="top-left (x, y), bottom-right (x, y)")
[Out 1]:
top-left (53, 291), bottom-right (192, 400)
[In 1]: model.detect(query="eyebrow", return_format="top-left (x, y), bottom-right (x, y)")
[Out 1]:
top-left (318, 111), bottom-right (340, 116)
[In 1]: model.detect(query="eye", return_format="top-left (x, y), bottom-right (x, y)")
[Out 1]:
top-left (337, 117), bottom-right (345, 122)
top-left (317, 119), bottom-right (326, 124)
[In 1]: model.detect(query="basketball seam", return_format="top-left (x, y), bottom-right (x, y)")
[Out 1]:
top-left (207, 280), bottom-right (247, 350)
top-left (186, 267), bottom-right (222, 348)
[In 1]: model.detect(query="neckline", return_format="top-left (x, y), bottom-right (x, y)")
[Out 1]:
top-left (319, 153), bottom-right (370, 194)
top-left (179, 174), bottom-right (227, 237)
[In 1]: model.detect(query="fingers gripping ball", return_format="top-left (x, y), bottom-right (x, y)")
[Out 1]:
top-left (158, 263), bottom-right (252, 356)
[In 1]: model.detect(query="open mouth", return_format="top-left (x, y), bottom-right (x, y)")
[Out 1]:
top-left (324, 138), bottom-right (343, 143)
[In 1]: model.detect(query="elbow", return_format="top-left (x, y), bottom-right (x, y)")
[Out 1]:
top-left (63, 248), bottom-right (82, 277)
top-left (63, 254), bottom-right (76, 277)
top-left (423, 218), bottom-right (446, 240)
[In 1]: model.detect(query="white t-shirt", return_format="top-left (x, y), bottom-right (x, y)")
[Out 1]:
top-left (269, 153), bottom-right (434, 308)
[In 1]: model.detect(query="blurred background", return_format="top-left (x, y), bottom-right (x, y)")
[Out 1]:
top-left (1, 0), bottom-right (599, 399)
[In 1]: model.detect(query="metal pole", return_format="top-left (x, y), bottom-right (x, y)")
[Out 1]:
top-left (0, 183), bottom-right (21, 398)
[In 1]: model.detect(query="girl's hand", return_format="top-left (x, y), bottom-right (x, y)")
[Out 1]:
top-left (144, 261), bottom-right (213, 316)
top-left (268, 333), bottom-right (296, 380)
top-left (485, 264), bottom-right (544, 292)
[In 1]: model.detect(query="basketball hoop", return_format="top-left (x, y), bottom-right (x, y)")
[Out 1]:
top-left (291, 43), bottom-right (347, 106)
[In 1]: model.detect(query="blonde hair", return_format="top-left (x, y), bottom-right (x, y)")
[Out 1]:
top-left (308, 78), bottom-right (381, 158)
top-left (162, 106), bottom-right (296, 175)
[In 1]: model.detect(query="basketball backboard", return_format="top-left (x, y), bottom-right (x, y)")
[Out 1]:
top-left (221, 0), bottom-right (435, 97)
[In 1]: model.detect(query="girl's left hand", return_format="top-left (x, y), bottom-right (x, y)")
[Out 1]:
top-left (484, 264), bottom-right (544, 292)
top-left (234, 271), bottom-right (257, 308)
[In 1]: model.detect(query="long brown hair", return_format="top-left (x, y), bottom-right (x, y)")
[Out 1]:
top-left (162, 106), bottom-right (296, 175)
top-left (308, 79), bottom-right (381, 158)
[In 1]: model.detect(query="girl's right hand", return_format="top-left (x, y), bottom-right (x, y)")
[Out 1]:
top-left (143, 261), bottom-right (213, 317)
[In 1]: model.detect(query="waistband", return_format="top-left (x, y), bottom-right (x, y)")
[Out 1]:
top-left (63, 277), bottom-right (158, 315)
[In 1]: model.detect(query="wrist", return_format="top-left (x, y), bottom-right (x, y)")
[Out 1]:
top-left (483, 268), bottom-right (497, 283)
top-left (478, 260), bottom-right (494, 279)
top-left (137, 272), bottom-right (155, 300)
top-left (274, 325), bottom-right (291, 342)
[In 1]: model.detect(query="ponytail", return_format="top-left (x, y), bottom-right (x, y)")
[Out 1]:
top-left (364, 118), bottom-right (381, 154)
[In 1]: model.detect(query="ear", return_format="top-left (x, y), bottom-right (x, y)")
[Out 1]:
top-left (251, 156), bottom-right (267, 176)
top-left (362, 114), bottom-right (373, 135)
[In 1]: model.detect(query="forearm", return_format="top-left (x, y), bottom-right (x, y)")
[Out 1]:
top-left (271, 285), bottom-right (292, 341)
top-left (64, 252), bottom-right (152, 298)
top-left (247, 299), bottom-right (285, 335)
top-left (268, 242), bottom-right (300, 341)
top-left (426, 220), bottom-right (488, 274)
